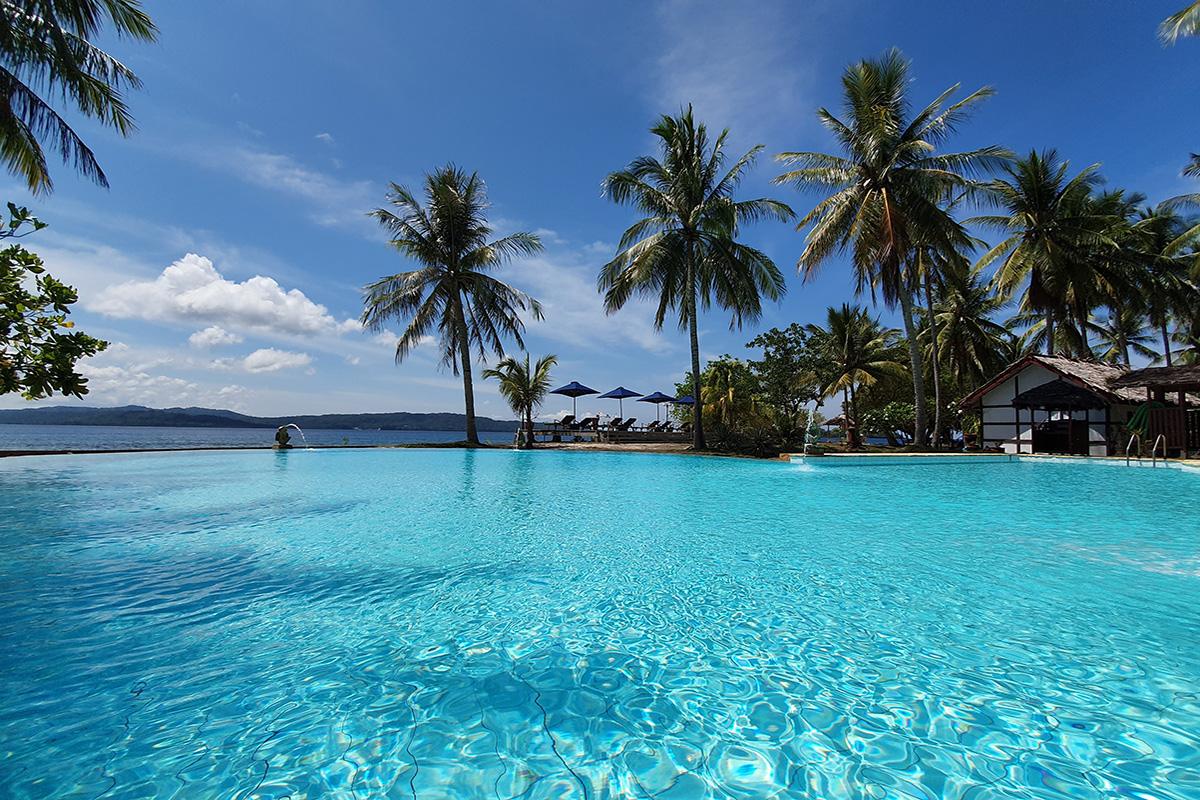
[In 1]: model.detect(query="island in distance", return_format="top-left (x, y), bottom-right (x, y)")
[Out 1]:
top-left (0, 405), bottom-right (521, 432)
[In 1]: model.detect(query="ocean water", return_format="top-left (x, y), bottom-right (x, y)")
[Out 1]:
top-left (0, 450), bottom-right (1198, 799)
top-left (0, 424), bottom-right (515, 451)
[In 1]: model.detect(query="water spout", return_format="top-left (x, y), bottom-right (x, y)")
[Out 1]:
top-left (274, 423), bottom-right (310, 450)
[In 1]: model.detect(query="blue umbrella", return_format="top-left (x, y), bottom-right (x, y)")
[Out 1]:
top-left (637, 391), bottom-right (676, 423)
top-left (550, 381), bottom-right (598, 418)
top-left (672, 395), bottom-right (695, 405)
top-left (598, 386), bottom-right (641, 418)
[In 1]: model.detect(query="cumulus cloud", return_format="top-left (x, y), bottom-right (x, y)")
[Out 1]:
top-left (243, 348), bottom-right (313, 373)
top-left (210, 348), bottom-right (313, 374)
top-left (91, 253), bottom-right (356, 336)
top-left (316, 133), bottom-right (335, 145)
top-left (189, 325), bottom-right (243, 349)
top-left (76, 362), bottom-right (246, 409)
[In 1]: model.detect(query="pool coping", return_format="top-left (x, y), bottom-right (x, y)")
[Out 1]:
top-left (781, 452), bottom-right (1200, 470)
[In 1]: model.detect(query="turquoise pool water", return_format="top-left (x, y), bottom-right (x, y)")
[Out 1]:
top-left (0, 450), bottom-right (1197, 799)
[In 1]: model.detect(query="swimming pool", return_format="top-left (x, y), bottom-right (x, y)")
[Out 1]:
top-left (1, 449), bottom-right (1197, 798)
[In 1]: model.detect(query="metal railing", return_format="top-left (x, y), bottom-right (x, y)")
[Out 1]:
top-left (1152, 434), bottom-right (1168, 466)
top-left (1125, 433), bottom-right (1141, 466)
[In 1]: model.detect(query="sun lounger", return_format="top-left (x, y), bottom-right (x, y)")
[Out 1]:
top-left (576, 416), bottom-right (600, 431)
top-left (556, 415), bottom-right (576, 429)
top-left (616, 418), bottom-right (636, 431)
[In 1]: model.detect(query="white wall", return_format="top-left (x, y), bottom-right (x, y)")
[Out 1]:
top-left (978, 364), bottom-right (1113, 456)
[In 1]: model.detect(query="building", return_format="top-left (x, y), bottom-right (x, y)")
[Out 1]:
top-left (1109, 364), bottom-right (1200, 457)
top-left (958, 355), bottom-right (1143, 456)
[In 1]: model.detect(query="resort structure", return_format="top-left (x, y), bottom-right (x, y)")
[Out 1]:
top-left (960, 355), bottom-right (1144, 456)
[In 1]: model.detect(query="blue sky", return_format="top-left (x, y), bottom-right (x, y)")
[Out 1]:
top-left (3, 1), bottom-right (1197, 421)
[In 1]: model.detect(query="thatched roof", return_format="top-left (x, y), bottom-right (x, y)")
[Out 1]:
top-left (959, 355), bottom-right (1142, 408)
top-left (1012, 379), bottom-right (1108, 410)
top-left (1110, 364), bottom-right (1200, 392)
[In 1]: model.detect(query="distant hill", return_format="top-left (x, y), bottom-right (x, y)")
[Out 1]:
top-left (0, 405), bottom-right (520, 432)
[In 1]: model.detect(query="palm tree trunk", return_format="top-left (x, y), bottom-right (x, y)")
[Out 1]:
top-left (454, 290), bottom-right (480, 445)
top-left (1162, 323), bottom-right (1173, 367)
top-left (524, 407), bottom-right (533, 449)
top-left (923, 271), bottom-right (943, 449)
top-left (1045, 310), bottom-right (1055, 356)
top-left (849, 381), bottom-right (861, 449)
top-left (687, 248), bottom-right (705, 450)
top-left (898, 290), bottom-right (928, 447)
top-left (1076, 306), bottom-right (1090, 359)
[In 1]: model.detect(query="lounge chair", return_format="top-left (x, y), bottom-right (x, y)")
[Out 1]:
top-left (644, 421), bottom-right (663, 432)
top-left (604, 417), bottom-right (627, 430)
top-left (556, 414), bottom-right (576, 429)
top-left (576, 416), bottom-right (600, 431)
top-left (616, 418), bottom-right (636, 431)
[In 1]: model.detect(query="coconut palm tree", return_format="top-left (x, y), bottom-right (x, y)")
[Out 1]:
top-left (976, 149), bottom-right (1119, 357)
top-left (930, 259), bottom-right (1014, 396)
top-left (482, 353), bottom-right (557, 448)
top-left (1, 0), bottom-right (157, 193)
top-left (807, 304), bottom-right (907, 449)
top-left (1091, 307), bottom-right (1160, 365)
top-left (1132, 205), bottom-right (1200, 365)
top-left (1160, 2), bottom-right (1200, 44)
top-left (362, 165), bottom-right (544, 445)
top-left (774, 49), bottom-right (1008, 447)
top-left (600, 106), bottom-right (794, 450)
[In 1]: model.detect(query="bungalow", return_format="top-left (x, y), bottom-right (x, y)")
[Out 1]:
top-left (959, 355), bottom-right (1143, 456)
top-left (1109, 364), bottom-right (1200, 457)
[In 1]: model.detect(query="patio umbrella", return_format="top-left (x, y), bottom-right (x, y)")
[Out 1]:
top-left (672, 395), bottom-right (695, 405)
top-left (550, 381), bottom-right (598, 418)
top-left (598, 386), bottom-right (640, 418)
top-left (637, 391), bottom-right (675, 423)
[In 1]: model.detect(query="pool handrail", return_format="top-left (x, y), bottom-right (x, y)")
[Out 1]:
top-left (1126, 433), bottom-right (1140, 465)
top-left (1152, 434), bottom-right (1167, 466)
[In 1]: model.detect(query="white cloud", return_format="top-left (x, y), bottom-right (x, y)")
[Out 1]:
top-left (91, 253), bottom-right (356, 337)
top-left (242, 348), bottom-right (313, 373)
top-left (345, 355), bottom-right (360, 366)
top-left (653, 0), bottom-right (812, 142)
top-left (186, 145), bottom-right (376, 230)
top-left (316, 133), bottom-right (335, 146)
top-left (507, 250), bottom-right (674, 356)
top-left (210, 348), bottom-right (313, 374)
top-left (75, 361), bottom-right (247, 410)
top-left (189, 325), bottom-right (243, 349)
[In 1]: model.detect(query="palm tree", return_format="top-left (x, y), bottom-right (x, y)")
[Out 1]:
top-left (600, 106), bottom-right (794, 450)
top-left (931, 259), bottom-right (1013, 396)
top-left (774, 49), bottom-right (1007, 447)
top-left (807, 304), bottom-right (907, 449)
top-left (362, 165), bottom-right (544, 445)
top-left (1160, 2), bottom-right (1200, 44)
top-left (482, 353), bottom-right (557, 448)
top-left (1091, 307), bottom-right (1160, 365)
top-left (976, 150), bottom-right (1118, 357)
top-left (1132, 205), bottom-right (1200, 365)
top-left (700, 357), bottom-right (757, 429)
top-left (1, 0), bottom-right (157, 193)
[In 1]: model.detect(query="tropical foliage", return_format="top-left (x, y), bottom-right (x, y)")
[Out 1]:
top-left (1160, 1), bottom-right (1200, 44)
top-left (362, 165), bottom-right (543, 445)
top-left (1, 0), bottom-right (157, 193)
top-left (773, 49), bottom-right (1008, 446)
top-left (599, 106), bottom-right (793, 451)
top-left (805, 305), bottom-right (906, 448)
top-left (482, 353), bottom-right (557, 448)
top-left (1, 203), bottom-right (106, 398)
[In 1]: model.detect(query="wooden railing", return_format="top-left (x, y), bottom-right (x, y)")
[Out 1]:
top-left (1148, 406), bottom-right (1192, 453)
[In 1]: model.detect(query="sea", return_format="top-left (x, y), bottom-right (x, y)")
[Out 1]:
top-left (0, 424), bottom-right (518, 452)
